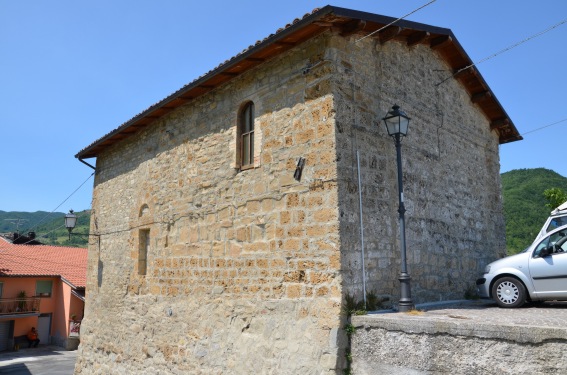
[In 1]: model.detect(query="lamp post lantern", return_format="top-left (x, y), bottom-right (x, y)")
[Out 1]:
top-left (64, 210), bottom-right (78, 240)
top-left (382, 104), bottom-right (414, 312)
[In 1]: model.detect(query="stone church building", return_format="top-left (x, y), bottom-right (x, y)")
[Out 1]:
top-left (74, 6), bottom-right (520, 374)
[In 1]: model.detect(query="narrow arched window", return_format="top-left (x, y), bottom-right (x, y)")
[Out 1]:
top-left (239, 102), bottom-right (255, 170)
top-left (139, 229), bottom-right (149, 276)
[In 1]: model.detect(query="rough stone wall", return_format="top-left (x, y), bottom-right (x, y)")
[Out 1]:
top-left (351, 318), bottom-right (567, 375)
top-left (353, 328), bottom-right (567, 374)
top-left (76, 33), bottom-right (348, 375)
top-left (75, 29), bottom-right (507, 374)
top-left (331, 35), bottom-right (506, 304)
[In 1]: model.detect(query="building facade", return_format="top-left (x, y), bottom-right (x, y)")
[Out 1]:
top-left (0, 239), bottom-right (86, 351)
top-left (74, 7), bottom-right (520, 374)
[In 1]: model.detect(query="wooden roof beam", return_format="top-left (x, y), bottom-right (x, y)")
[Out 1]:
top-left (453, 66), bottom-right (478, 80)
top-left (430, 35), bottom-right (452, 50)
top-left (172, 97), bottom-right (192, 105)
top-left (313, 21), bottom-right (334, 27)
top-left (377, 26), bottom-right (402, 44)
top-left (498, 127), bottom-right (523, 143)
top-left (471, 90), bottom-right (492, 103)
top-left (143, 115), bottom-right (160, 121)
top-left (407, 31), bottom-right (430, 47)
top-left (273, 41), bottom-right (297, 50)
top-left (274, 41), bottom-right (296, 47)
top-left (340, 19), bottom-right (366, 37)
top-left (490, 118), bottom-right (510, 130)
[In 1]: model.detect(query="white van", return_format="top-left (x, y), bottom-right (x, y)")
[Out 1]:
top-left (477, 223), bottom-right (567, 307)
top-left (535, 201), bottom-right (567, 240)
top-left (475, 201), bottom-right (567, 307)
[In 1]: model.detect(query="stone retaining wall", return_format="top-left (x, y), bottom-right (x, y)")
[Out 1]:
top-left (351, 311), bottom-right (567, 374)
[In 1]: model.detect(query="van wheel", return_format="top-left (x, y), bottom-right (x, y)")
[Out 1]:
top-left (492, 277), bottom-right (526, 308)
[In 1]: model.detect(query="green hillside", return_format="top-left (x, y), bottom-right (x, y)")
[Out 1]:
top-left (0, 210), bottom-right (90, 247)
top-left (502, 168), bottom-right (567, 254)
top-left (0, 211), bottom-right (64, 233)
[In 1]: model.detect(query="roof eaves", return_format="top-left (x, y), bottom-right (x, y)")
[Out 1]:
top-left (71, 288), bottom-right (86, 302)
top-left (76, 6), bottom-right (520, 159)
top-left (75, 7), bottom-right (335, 160)
top-left (61, 275), bottom-right (80, 289)
top-left (0, 273), bottom-right (59, 279)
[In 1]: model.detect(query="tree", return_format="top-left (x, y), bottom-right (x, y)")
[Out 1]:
top-left (543, 188), bottom-right (567, 210)
top-left (502, 169), bottom-right (567, 255)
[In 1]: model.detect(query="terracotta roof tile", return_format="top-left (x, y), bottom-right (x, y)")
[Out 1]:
top-left (0, 238), bottom-right (87, 288)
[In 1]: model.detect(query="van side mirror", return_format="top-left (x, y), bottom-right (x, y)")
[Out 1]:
top-left (540, 246), bottom-right (553, 257)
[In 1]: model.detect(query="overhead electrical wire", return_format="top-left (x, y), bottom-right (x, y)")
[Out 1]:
top-left (437, 17), bottom-right (567, 86)
top-left (6, 4), bottom-right (566, 248)
top-left (355, 0), bottom-right (437, 43)
top-left (9, 220), bottom-right (90, 247)
top-left (1, 173), bottom-right (95, 247)
top-left (21, 172), bottom-right (94, 235)
top-left (0, 6), bottom-right (435, 237)
top-left (15, 207), bottom-right (95, 246)
top-left (357, 5), bottom-right (566, 141)
top-left (521, 117), bottom-right (567, 137)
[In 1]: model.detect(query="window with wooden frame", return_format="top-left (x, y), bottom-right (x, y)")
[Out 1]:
top-left (239, 101), bottom-right (255, 170)
top-left (139, 229), bottom-right (150, 276)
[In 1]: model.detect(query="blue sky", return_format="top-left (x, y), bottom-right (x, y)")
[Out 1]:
top-left (1, 1), bottom-right (566, 212)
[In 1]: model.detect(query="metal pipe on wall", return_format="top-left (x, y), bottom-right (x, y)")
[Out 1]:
top-left (356, 150), bottom-right (367, 308)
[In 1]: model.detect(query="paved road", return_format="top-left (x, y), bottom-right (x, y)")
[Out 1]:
top-left (0, 346), bottom-right (76, 375)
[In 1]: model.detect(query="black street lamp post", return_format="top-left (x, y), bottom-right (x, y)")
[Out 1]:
top-left (382, 104), bottom-right (414, 312)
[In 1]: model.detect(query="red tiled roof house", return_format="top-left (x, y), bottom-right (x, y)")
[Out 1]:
top-left (0, 238), bottom-right (87, 351)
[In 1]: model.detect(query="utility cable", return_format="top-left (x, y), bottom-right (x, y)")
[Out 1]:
top-left (521, 117), bottom-right (567, 137)
top-left (21, 172), bottom-right (94, 235)
top-left (437, 17), bottom-right (567, 86)
top-left (11, 221), bottom-right (87, 247)
top-left (15, 207), bottom-right (93, 246)
top-left (355, 0), bottom-right (437, 43)
top-left (27, 223), bottom-right (66, 245)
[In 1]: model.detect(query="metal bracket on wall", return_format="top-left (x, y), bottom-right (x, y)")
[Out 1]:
top-left (294, 157), bottom-right (306, 181)
top-left (79, 158), bottom-right (96, 171)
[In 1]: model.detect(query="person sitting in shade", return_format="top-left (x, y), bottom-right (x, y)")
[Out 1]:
top-left (27, 327), bottom-right (40, 348)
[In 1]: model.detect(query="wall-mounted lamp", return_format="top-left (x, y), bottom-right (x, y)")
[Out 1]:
top-left (64, 210), bottom-right (78, 240)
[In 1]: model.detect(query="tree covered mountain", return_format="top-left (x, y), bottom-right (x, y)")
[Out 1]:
top-left (502, 168), bottom-right (567, 254)
top-left (0, 210), bottom-right (90, 247)
top-left (0, 210), bottom-right (64, 233)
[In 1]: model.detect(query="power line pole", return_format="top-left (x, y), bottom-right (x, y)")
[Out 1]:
top-left (4, 218), bottom-right (28, 234)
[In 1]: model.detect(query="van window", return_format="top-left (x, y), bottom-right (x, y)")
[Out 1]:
top-left (533, 230), bottom-right (567, 257)
top-left (546, 215), bottom-right (567, 233)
